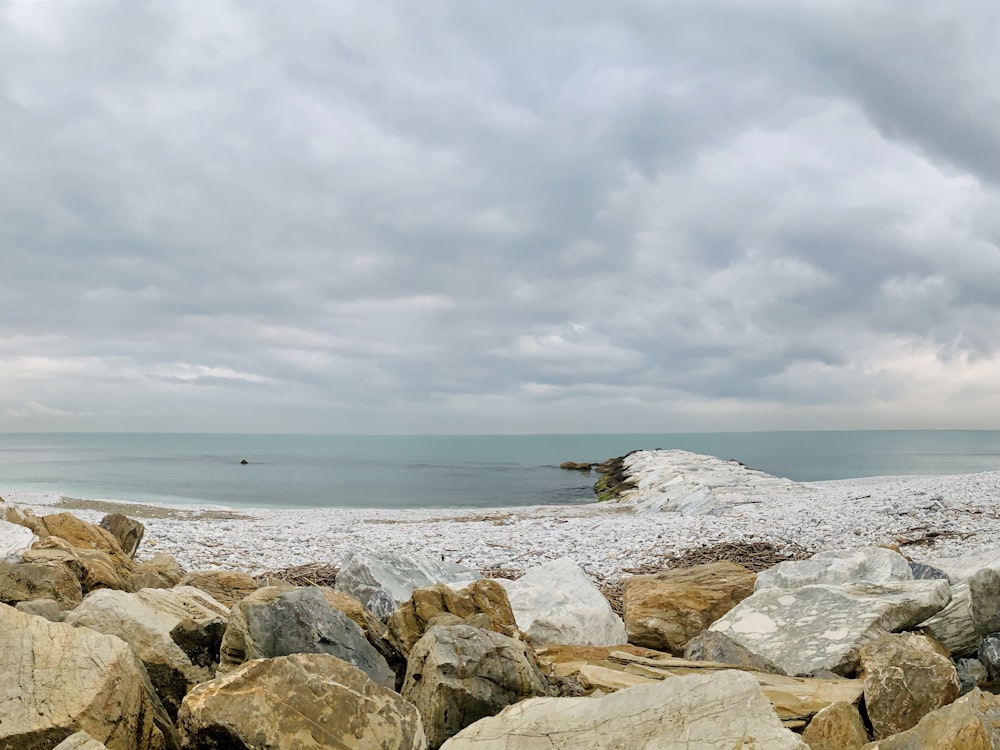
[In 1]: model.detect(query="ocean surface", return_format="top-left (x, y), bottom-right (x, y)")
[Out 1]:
top-left (2, 431), bottom-right (1000, 510)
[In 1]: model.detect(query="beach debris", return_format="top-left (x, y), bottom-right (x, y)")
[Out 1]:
top-left (256, 560), bottom-right (340, 587)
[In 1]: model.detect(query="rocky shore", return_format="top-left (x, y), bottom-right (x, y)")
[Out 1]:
top-left (5, 449), bottom-right (1000, 748)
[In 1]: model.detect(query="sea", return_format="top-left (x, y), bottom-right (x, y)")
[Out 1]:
top-left (2, 431), bottom-right (1000, 511)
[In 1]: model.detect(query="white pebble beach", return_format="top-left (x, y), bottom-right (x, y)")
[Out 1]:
top-left (7, 450), bottom-right (1000, 582)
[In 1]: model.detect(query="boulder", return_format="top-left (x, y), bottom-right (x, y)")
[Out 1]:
top-left (977, 632), bottom-right (1000, 681)
top-left (683, 630), bottom-right (786, 674)
top-left (559, 461), bottom-right (591, 471)
top-left (389, 580), bottom-right (518, 658)
top-left (968, 565), bottom-right (1000, 634)
top-left (910, 561), bottom-right (951, 581)
top-left (52, 732), bottom-right (110, 750)
top-left (710, 580), bottom-right (952, 676)
top-left (14, 598), bottom-right (64, 622)
top-left (63, 586), bottom-right (230, 720)
top-left (802, 701), bottom-right (870, 750)
top-left (0, 517), bottom-right (36, 557)
top-left (178, 653), bottom-right (426, 750)
top-left (131, 553), bottom-right (185, 590)
top-left (25, 536), bottom-right (128, 592)
top-left (918, 581), bottom-right (979, 657)
top-left (335, 547), bottom-right (481, 619)
top-left (439, 669), bottom-right (807, 749)
top-left (497, 557), bottom-right (626, 647)
top-left (99, 513), bottom-right (145, 558)
top-left (402, 624), bottom-right (549, 749)
top-left (859, 633), bottom-right (960, 739)
top-left (29, 512), bottom-right (136, 582)
top-left (0, 603), bottom-right (178, 750)
top-left (622, 561), bottom-right (755, 654)
top-left (956, 658), bottom-right (989, 694)
top-left (0, 559), bottom-right (83, 610)
top-left (861, 689), bottom-right (1000, 749)
top-left (755, 547), bottom-right (913, 591)
top-left (218, 585), bottom-right (393, 687)
top-left (178, 570), bottom-right (257, 608)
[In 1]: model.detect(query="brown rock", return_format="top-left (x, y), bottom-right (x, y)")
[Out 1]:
top-left (178, 653), bottom-right (426, 749)
top-left (860, 632), bottom-right (961, 740)
top-left (862, 689), bottom-right (1000, 749)
top-left (25, 537), bottom-right (127, 592)
top-left (559, 461), bottom-right (592, 471)
top-left (388, 580), bottom-right (518, 658)
top-left (803, 701), bottom-right (870, 750)
top-left (402, 624), bottom-right (549, 749)
top-left (0, 603), bottom-right (178, 750)
top-left (99, 514), bottom-right (145, 558)
top-left (31, 513), bottom-right (137, 585)
top-left (623, 561), bottom-right (756, 654)
top-left (131, 552), bottom-right (185, 590)
top-left (178, 570), bottom-right (258, 608)
top-left (0, 559), bottom-right (83, 610)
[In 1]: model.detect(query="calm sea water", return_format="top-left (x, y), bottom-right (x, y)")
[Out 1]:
top-left (1, 431), bottom-right (1000, 510)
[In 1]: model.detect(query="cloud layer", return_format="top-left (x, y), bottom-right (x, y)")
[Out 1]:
top-left (2, 1), bottom-right (999, 432)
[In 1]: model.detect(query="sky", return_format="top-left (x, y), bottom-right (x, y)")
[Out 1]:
top-left (1, 0), bottom-right (999, 434)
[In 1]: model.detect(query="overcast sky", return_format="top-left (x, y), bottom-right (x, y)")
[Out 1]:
top-left (1, 1), bottom-right (998, 434)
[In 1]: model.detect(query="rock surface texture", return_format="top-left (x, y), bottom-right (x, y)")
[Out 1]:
top-left (622, 561), bottom-right (755, 653)
top-left (0, 603), bottom-right (177, 750)
top-left (859, 633), bottom-right (961, 739)
top-left (439, 669), bottom-right (807, 749)
top-left (710, 580), bottom-right (952, 676)
top-left (177, 570), bottom-right (257, 608)
top-left (402, 624), bottom-right (548, 749)
top-left (861, 689), bottom-right (1000, 749)
top-left (755, 547), bottom-right (913, 591)
top-left (497, 557), bottom-right (627, 647)
top-left (0, 517), bottom-right (35, 557)
top-left (218, 585), bottom-right (394, 687)
top-left (0, 559), bottom-right (83, 609)
top-left (335, 547), bottom-right (481, 620)
top-left (683, 630), bottom-right (786, 673)
top-left (99, 514), bottom-right (145, 558)
top-left (178, 653), bottom-right (427, 750)
top-left (801, 701), bottom-right (870, 750)
top-left (918, 581), bottom-right (979, 657)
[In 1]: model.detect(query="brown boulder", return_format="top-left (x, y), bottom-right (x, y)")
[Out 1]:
top-left (860, 632), bottom-right (961, 740)
top-left (99, 514), bottom-right (145, 558)
top-left (179, 653), bottom-right (426, 749)
top-left (178, 570), bottom-right (258, 608)
top-left (0, 559), bottom-right (83, 610)
top-left (388, 579), bottom-right (518, 657)
top-left (30, 513), bottom-right (137, 584)
top-left (862, 689), bottom-right (1000, 749)
top-left (25, 536), bottom-right (128, 592)
top-left (131, 553), bottom-right (185, 590)
top-left (802, 701), bottom-right (870, 750)
top-left (622, 561), bottom-right (756, 654)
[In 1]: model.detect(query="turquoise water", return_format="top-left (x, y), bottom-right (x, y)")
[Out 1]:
top-left (1, 431), bottom-right (1000, 509)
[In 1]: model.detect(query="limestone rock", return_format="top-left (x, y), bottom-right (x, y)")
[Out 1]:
top-left (0, 517), bottom-right (36, 558)
top-left (497, 557), bottom-right (626, 647)
top-left (178, 569), bottom-right (257, 608)
top-left (439, 669), bottom-right (807, 749)
top-left (30, 512), bottom-right (136, 582)
top-left (14, 597), bottom-right (64, 622)
top-left (335, 547), bottom-right (481, 618)
top-left (918, 581), bottom-right (979, 657)
top-left (968, 565), bottom-right (1000, 634)
top-left (710, 580), bottom-right (952, 676)
top-left (0, 603), bottom-right (178, 750)
top-left (99, 513), bottom-right (145, 558)
top-left (0, 559), bottom-right (83, 610)
top-left (755, 547), bottom-right (913, 591)
top-left (218, 585), bottom-right (393, 687)
top-left (860, 633), bottom-right (960, 739)
top-left (402, 624), bottom-right (549, 749)
top-left (178, 653), bottom-right (426, 750)
top-left (25, 536), bottom-right (128, 592)
top-left (802, 701), bottom-right (870, 750)
top-left (623, 561), bottom-right (755, 654)
top-left (52, 732), bottom-right (109, 750)
top-left (861, 689), bottom-right (1000, 749)
top-left (683, 630), bottom-right (786, 674)
top-left (131, 553), bottom-right (185, 590)
top-left (63, 586), bottom-right (229, 720)
top-left (389, 579), bottom-right (518, 658)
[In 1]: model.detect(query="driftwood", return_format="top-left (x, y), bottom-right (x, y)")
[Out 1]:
top-left (255, 562), bottom-right (340, 588)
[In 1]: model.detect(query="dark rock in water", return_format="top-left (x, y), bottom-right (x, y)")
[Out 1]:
top-left (559, 461), bottom-right (592, 471)
top-left (978, 633), bottom-right (1000, 681)
top-left (240, 459), bottom-right (248, 465)
top-left (910, 561), bottom-right (952, 582)
top-left (592, 454), bottom-right (638, 501)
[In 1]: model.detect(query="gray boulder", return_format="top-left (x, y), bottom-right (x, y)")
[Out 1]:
top-left (918, 581), bottom-right (979, 657)
top-left (956, 657), bottom-right (988, 694)
top-left (439, 669), bottom-right (807, 749)
top-left (402, 624), bottom-right (549, 749)
top-left (683, 630), bottom-right (786, 674)
top-left (219, 585), bottom-right (393, 687)
top-left (978, 632), bottom-right (1000, 681)
top-left (755, 547), bottom-right (912, 591)
top-left (968, 565), bottom-right (1000, 634)
top-left (335, 548), bottom-right (481, 618)
top-left (710, 580), bottom-right (951, 676)
top-left (497, 557), bottom-right (626, 647)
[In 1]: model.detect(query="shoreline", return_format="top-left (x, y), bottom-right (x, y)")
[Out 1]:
top-left (8, 454), bottom-right (1000, 581)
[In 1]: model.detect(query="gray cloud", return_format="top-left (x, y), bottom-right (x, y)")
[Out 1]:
top-left (1, 0), bottom-right (998, 433)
